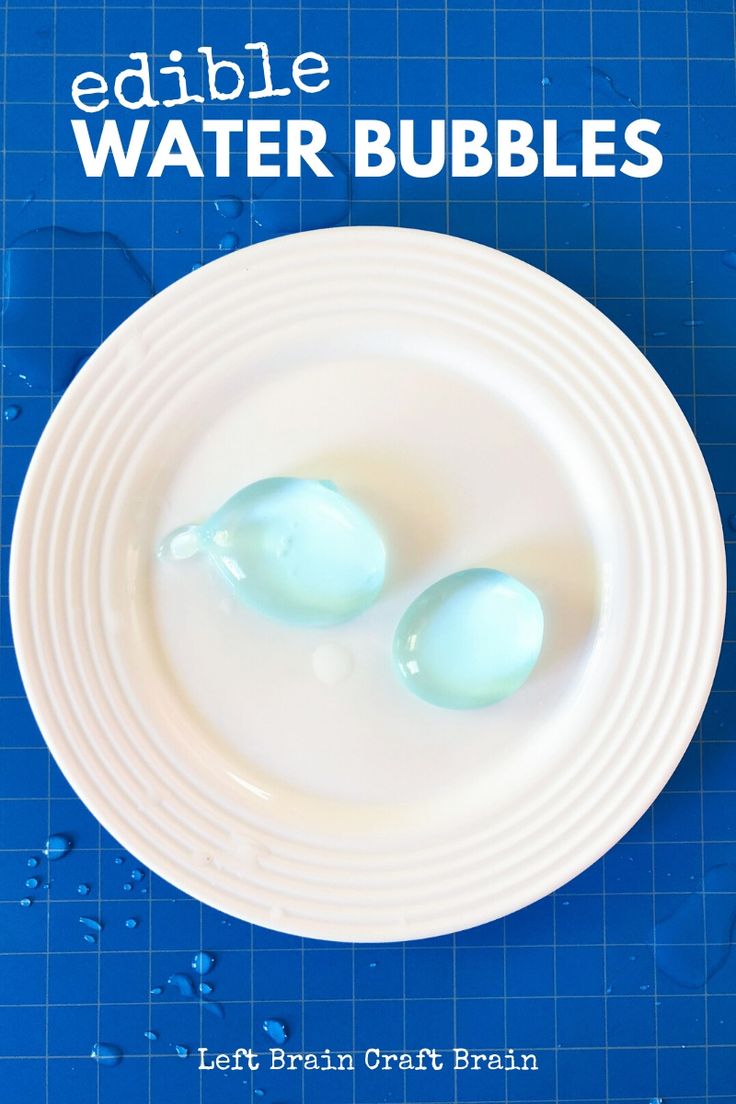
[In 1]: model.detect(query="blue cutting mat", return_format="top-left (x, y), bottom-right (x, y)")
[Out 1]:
top-left (1, 0), bottom-right (735, 1101)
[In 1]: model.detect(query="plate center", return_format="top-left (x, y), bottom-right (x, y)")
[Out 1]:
top-left (149, 345), bottom-right (603, 812)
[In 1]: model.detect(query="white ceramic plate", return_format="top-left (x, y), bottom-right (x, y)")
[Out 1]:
top-left (10, 227), bottom-right (726, 942)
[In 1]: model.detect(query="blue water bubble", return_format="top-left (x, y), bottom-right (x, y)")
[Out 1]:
top-left (393, 568), bottom-right (544, 709)
top-left (160, 477), bottom-right (385, 628)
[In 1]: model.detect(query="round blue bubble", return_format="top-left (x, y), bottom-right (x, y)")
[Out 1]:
top-left (393, 568), bottom-right (544, 710)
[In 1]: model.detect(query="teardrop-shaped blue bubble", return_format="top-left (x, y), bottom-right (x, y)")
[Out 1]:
top-left (393, 568), bottom-right (544, 709)
top-left (160, 477), bottom-right (386, 627)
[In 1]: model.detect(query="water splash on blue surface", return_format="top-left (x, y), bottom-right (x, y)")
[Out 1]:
top-left (252, 152), bottom-right (349, 238)
top-left (80, 916), bottom-right (102, 932)
top-left (192, 951), bottom-right (215, 976)
top-left (263, 1018), bottom-right (288, 1044)
top-left (218, 231), bottom-right (239, 252)
top-left (168, 973), bottom-right (196, 998)
top-left (215, 196), bottom-right (244, 219)
top-left (655, 865), bottom-right (736, 988)
top-left (91, 1043), bottom-right (122, 1067)
top-left (43, 834), bottom-right (71, 860)
top-left (591, 66), bottom-right (638, 108)
top-left (3, 227), bottom-right (153, 393)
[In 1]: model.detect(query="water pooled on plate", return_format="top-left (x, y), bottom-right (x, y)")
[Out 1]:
top-left (312, 643), bottom-right (353, 686)
top-left (393, 568), bottom-right (544, 709)
top-left (44, 834), bottom-right (71, 860)
top-left (91, 1043), bottom-right (122, 1067)
top-left (655, 865), bottom-right (736, 988)
top-left (159, 477), bottom-right (386, 627)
